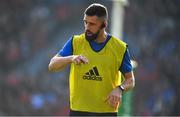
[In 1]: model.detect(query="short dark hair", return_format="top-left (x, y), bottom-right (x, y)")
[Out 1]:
top-left (84, 3), bottom-right (108, 20)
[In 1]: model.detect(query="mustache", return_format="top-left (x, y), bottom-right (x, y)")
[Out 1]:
top-left (85, 30), bottom-right (93, 34)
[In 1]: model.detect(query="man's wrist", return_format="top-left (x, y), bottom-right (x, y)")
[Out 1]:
top-left (118, 85), bottom-right (125, 93)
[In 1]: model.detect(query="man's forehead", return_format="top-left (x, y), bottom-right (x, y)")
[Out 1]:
top-left (84, 15), bottom-right (98, 20)
top-left (84, 15), bottom-right (102, 23)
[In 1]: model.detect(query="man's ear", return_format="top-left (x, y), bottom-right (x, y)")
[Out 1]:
top-left (101, 21), bottom-right (107, 29)
top-left (101, 22), bottom-right (105, 29)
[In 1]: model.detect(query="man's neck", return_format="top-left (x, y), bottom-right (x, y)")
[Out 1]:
top-left (95, 31), bottom-right (107, 43)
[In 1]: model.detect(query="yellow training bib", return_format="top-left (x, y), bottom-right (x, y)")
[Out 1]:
top-left (69, 33), bottom-right (127, 112)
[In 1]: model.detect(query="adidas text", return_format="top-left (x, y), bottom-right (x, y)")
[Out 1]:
top-left (83, 75), bottom-right (102, 81)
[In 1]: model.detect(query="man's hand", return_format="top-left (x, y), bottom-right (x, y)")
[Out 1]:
top-left (71, 55), bottom-right (88, 65)
top-left (105, 87), bottom-right (122, 109)
top-left (49, 54), bottom-right (88, 71)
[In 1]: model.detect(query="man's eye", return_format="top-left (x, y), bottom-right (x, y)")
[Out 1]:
top-left (89, 23), bottom-right (95, 25)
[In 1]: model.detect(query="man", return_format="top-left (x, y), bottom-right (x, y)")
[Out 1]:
top-left (49, 3), bottom-right (135, 116)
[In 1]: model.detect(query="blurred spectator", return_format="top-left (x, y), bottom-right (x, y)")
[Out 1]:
top-left (124, 0), bottom-right (180, 116)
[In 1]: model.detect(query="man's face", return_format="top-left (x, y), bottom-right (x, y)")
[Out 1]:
top-left (84, 15), bottom-right (103, 41)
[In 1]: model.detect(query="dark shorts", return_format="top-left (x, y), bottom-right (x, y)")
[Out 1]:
top-left (70, 110), bottom-right (117, 116)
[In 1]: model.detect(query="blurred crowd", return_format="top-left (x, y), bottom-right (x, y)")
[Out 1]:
top-left (124, 0), bottom-right (180, 116)
top-left (0, 0), bottom-right (90, 115)
top-left (0, 0), bottom-right (179, 116)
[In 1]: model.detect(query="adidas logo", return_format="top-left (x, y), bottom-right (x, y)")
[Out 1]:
top-left (83, 66), bottom-right (102, 81)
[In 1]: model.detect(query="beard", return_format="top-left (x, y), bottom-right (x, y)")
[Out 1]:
top-left (85, 29), bottom-right (100, 42)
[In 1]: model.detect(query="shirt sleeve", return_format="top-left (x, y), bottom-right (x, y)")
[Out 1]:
top-left (119, 48), bottom-right (133, 74)
top-left (57, 37), bottom-right (73, 56)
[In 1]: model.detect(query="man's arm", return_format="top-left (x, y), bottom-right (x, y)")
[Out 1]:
top-left (120, 71), bottom-right (135, 91)
top-left (48, 54), bottom-right (73, 72)
top-left (48, 37), bottom-right (87, 72)
top-left (106, 48), bottom-right (135, 108)
top-left (48, 54), bottom-right (88, 72)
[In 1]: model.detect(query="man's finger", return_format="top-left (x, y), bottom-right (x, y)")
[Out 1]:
top-left (113, 96), bottom-right (120, 102)
top-left (82, 56), bottom-right (88, 63)
top-left (80, 58), bottom-right (88, 64)
top-left (77, 59), bottom-right (81, 64)
top-left (77, 55), bottom-right (87, 64)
